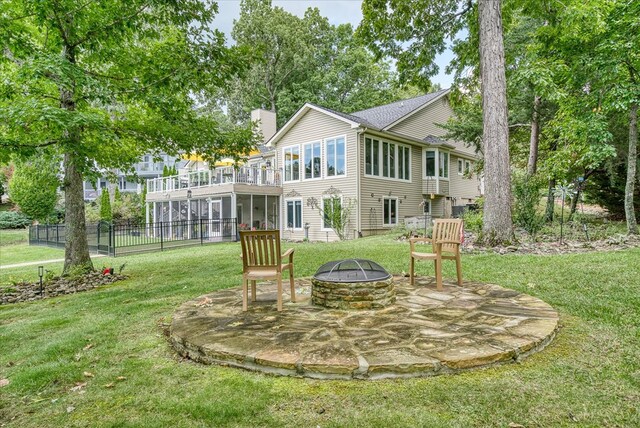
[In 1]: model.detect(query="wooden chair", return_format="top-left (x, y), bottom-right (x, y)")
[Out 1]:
top-left (239, 230), bottom-right (295, 311)
top-left (410, 219), bottom-right (463, 290)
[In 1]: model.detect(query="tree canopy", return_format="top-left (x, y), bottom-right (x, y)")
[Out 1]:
top-left (1, 0), bottom-right (259, 272)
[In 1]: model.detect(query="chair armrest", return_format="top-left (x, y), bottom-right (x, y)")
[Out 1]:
top-left (281, 248), bottom-right (294, 263)
top-left (409, 237), bottom-right (432, 252)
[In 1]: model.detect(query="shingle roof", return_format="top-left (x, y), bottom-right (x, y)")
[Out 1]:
top-left (306, 103), bottom-right (378, 128)
top-left (350, 88), bottom-right (449, 129)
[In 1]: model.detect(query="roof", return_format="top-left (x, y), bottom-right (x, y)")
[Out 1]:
top-left (267, 88), bottom-right (451, 146)
top-left (350, 88), bottom-right (450, 129)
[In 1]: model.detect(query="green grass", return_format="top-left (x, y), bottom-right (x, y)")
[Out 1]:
top-left (1, 234), bottom-right (639, 427)
top-left (0, 228), bottom-right (29, 247)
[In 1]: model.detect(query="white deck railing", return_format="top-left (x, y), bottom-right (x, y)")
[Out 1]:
top-left (147, 167), bottom-right (281, 193)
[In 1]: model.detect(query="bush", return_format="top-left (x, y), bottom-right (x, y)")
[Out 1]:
top-left (0, 211), bottom-right (31, 229)
top-left (100, 189), bottom-right (112, 221)
top-left (462, 196), bottom-right (483, 233)
top-left (9, 158), bottom-right (60, 222)
top-left (513, 171), bottom-right (545, 236)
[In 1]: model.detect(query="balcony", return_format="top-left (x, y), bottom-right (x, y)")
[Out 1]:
top-left (147, 166), bottom-right (282, 194)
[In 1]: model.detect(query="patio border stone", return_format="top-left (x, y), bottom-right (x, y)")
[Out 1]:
top-left (170, 277), bottom-right (559, 380)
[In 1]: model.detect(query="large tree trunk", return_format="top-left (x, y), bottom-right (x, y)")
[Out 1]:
top-left (626, 102), bottom-right (638, 234)
top-left (527, 95), bottom-right (541, 175)
top-left (63, 152), bottom-right (93, 274)
top-left (60, 44), bottom-right (93, 274)
top-left (478, 0), bottom-right (513, 245)
top-left (545, 178), bottom-right (556, 222)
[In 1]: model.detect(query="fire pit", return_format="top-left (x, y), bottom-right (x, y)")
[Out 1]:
top-left (311, 259), bottom-right (395, 310)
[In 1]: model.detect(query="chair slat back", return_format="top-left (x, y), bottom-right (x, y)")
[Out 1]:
top-left (432, 219), bottom-right (463, 253)
top-left (240, 230), bottom-right (282, 271)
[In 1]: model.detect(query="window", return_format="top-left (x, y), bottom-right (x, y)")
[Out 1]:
top-left (366, 137), bottom-right (410, 180)
top-left (285, 199), bottom-right (302, 229)
top-left (458, 159), bottom-right (464, 175)
top-left (398, 146), bottom-right (410, 180)
top-left (422, 200), bottom-right (431, 215)
top-left (326, 136), bottom-right (345, 177)
top-left (304, 142), bottom-right (321, 180)
top-left (383, 197), bottom-right (398, 226)
top-left (284, 146), bottom-right (300, 182)
top-left (365, 138), bottom-right (380, 175)
top-left (439, 151), bottom-right (449, 178)
top-left (465, 160), bottom-right (471, 176)
top-left (425, 150), bottom-right (436, 177)
top-left (322, 197), bottom-right (342, 229)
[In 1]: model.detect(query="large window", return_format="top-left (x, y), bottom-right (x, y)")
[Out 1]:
top-left (285, 199), bottom-right (302, 229)
top-left (322, 197), bottom-right (342, 229)
top-left (458, 159), bottom-right (464, 175)
top-left (425, 150), bottom-right (436, 177)
top-left (366, 137), bottom-right (410, 180)
top-left (465, 160), bottom-right (471, 176)
top-left (326, 136), bottom-right (346, 177)
top-left (284, 146), bottom-right (300, 182)
top-left (439, 151), bottom-right (449, 178)
top-left (383, 197), bottom-right (398, 226)
top-left (304, 142), bottom-right (321, 180)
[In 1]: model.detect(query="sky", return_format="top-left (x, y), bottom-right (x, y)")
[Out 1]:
top-left (213, 0), bottom-right (456, 88)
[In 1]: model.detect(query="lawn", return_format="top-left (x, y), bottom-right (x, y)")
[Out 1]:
top-left (0, 234), bottom-right (638, 427)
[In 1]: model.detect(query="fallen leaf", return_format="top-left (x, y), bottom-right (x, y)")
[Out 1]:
top-left (508, 423), bottom-right (525, 428)
top-left (66, 406), bottom-right (75, 413)
top-left (104, 383), bottom-right (115, 388)
top-left (83, 372), bottom-right (94, 378)
top-left (70, 382), bottom-right (87, 392)
top-left (83, 344), bottom-right (93, 351)
top-left (116, 376), bottom-right (126, 381)
top-left (0, 378), bottom-right (9, 387)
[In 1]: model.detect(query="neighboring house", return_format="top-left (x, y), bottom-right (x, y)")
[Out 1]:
top-left (269, 88), bottom-right (481, 241)
top-left (83, 154), bottom-right (187, 200)
top-left (144, 89), bottom-right (482, 241)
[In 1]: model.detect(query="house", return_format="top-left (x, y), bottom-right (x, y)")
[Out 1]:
top-left (144, 89), bottom-right (481, 241)
top-left (269, 88), bottom-right (481, 241)
top-left (83, 153), bottom-right (187, 200)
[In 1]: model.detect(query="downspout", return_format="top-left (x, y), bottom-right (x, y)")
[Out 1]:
top-left (356, 127), bottom-right (366, 239)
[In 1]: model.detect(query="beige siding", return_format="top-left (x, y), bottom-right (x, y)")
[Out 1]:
top-left (275, 108), bottom-right (359, 241)
top-left (449, 155), bottom-right (481, 205)
top-left (389, 97), bottom-right (476, 156)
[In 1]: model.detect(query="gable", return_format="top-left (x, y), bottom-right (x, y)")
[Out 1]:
top-left (274, 107), bottom-right (354, 149)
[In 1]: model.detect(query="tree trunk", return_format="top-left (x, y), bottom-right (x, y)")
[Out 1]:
top-left (568, 187), bottom-right (580, 222)
top-left (60, 44), bottom-right (93, 274)
top-left (478, 0), bottom-right (513, 245)
top-left (545, 179), bottom-right (556, 222)
top-left (527, 95), bottom-right (541, 175)
top-left (63, 152), bottom-right (93, 274)
top-left (626, 102), bottom-right (639, 234)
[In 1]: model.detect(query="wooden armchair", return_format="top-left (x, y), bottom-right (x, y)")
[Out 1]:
top-left (409, 219), bottom-right (463, 290)
top-left (239, 230), bottom-right (295, 311)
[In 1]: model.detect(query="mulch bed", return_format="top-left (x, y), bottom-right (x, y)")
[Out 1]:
top-left (1, 271), bottom-right (127, 305)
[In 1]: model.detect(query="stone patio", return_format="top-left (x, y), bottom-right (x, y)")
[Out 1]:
top-left (170, 277), bottom-right (559, 380)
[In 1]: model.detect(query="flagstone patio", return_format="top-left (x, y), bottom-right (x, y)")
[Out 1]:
top-left (170, 277), bottom-right (559, 380)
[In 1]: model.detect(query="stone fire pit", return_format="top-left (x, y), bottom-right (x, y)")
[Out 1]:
top-left (311, 259), bottom-right (395, 310)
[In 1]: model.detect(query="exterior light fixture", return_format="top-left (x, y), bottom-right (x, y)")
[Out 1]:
top-left (38, 266), bottom-right (44, 295)
top-left (186, 189), bottom-right (192, 199)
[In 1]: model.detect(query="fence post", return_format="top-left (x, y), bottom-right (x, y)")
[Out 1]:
top-left (200, 218), bottom-right (204, 245)
top-left (111, 223), bottom-right (115, 257)
top-left (160, 221), bottom-right (164, 251)
top-left (56, 224), bottom-right (59, 243)
top-left (46, 224), bottom-right (49, 243)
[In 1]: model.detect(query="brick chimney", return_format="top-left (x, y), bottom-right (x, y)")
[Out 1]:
top-left (251, 109), bottom-right (277, 144)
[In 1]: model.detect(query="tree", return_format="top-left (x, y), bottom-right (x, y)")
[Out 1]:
top-left (360, 0), bottom-right (514, 244)
top-left (100, 189), bottom-right (112, 222)
top-left (227, 0), bottom-right (400, 125)
top-left (8, 157), bottom-right (59, 222)
top-left (316, 196), bottom-right (356, 241)
top-left (1, 0), bottom-right (257, 273)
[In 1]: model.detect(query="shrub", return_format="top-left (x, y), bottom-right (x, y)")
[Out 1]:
top-left (9, 158), bottom-right (60, 222)
top-left (513, 171), bottom-right (545, 236)
top-left (0, 211), bottom-right (31, 229)
top-left (462, 196), bottom-right (483, 233)
top-left (100, 189), bottom-right (112, 221)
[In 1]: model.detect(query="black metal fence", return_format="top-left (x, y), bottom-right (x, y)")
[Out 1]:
top-left (29, 219), bottom-right (238, 257)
